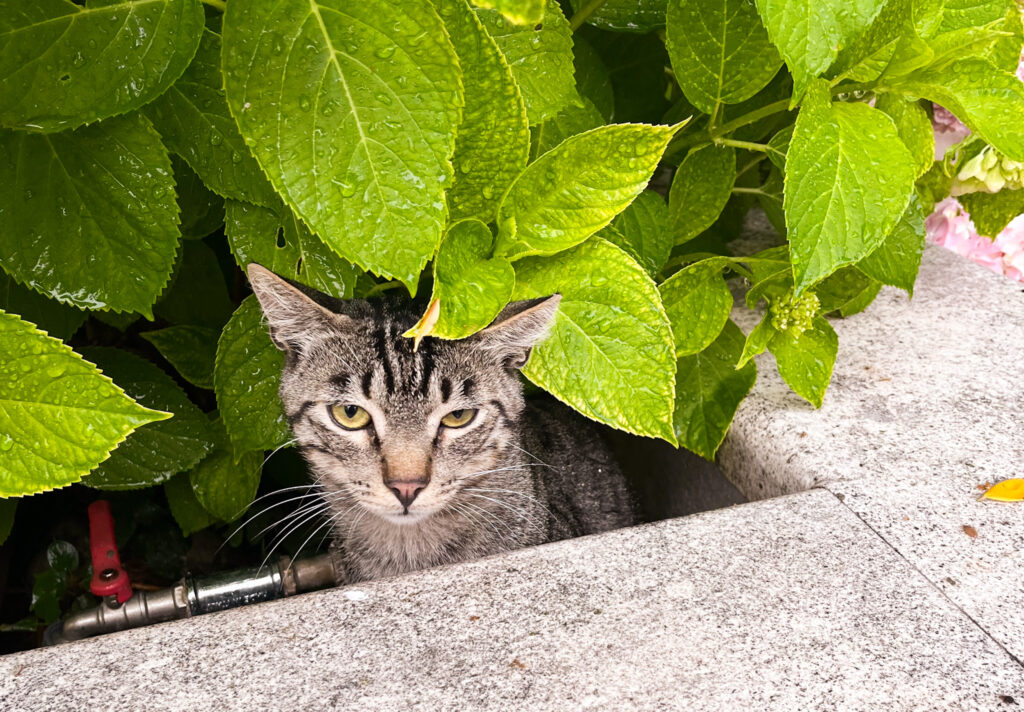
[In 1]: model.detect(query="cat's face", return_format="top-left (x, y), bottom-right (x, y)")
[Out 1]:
top-left (247, 265), bottom-right (559, 526)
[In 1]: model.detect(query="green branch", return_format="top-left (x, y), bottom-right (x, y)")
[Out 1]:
top-left (570, 0), bottom-right (608, 31)
top-left (201, 0), bottom-right (226, 11)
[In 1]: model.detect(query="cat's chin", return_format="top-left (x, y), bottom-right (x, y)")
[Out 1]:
top-left (378, 509), bottom-right (434, 526)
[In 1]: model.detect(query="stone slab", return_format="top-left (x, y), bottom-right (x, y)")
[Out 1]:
top-left (719, 238), bottom-right (1024, 663)
top-left (2, 490), bottom-right (1021, 711)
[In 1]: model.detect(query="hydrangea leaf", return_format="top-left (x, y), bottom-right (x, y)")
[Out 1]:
top-left (0, 273), bottom-right (85, 342)
top-left (959, 189), bottom-right (1024, 238)
top-left (165, 472), bottom-right (215, 536)
top-left (511, 238), bottom-right (677, 443)
top-left (938, 0), bottom-right (1013, 33)
top-left (410, 220), bottom-right (515, 340)
top-left (222, 0), bottom-right (463, 292)
top-left (785, 82), bottom-right (916, 294)
top-left (875, 95), bottom-right (934, 178)
top-left (145, 26), bottom-right (278, 207)
top-left (470, 0), bottom-right (545, 25)
top-left (659, 257), bottom-right (733, 356)
top-left (573, 36), bottom-right (614, 120)
top-left (79, 348), bottom-right (215, 490)
top-left (141, 325), bottom-right (218, 390)
top-left (495, 123), bottom-right (679, 260)
top-left (0, 113), bottom-right (180, 317)
top-left (830, 0), bottom-right (941, 84)
top-left (885, 59), bottom-right (1024, 161)
top-left (838, 280), bottom-right (882, 317)
top-left (584, 31), bottom-right (670, 124)
top-left (674, 320), bottom-right (756, 460)
top-left (738, 314), bottom-right (773, 368)
top-left (857, 194), bottom-right (926, 295)
top-left (0, 311), bottom-right (169, 497)
top-left (225, 199), bottom-right (358, 299)
top-left (189, 418), bottom-right (262, 522)
top-left (813, 266), bottom-right (877, 313)
top-left (476, 0), bottom-right (578, 125)
top-left (172, 156), bottom-right (225, 240)
top-left (531, 97), bottom-right (605, 157)
top-left (215, 296), bottom-right (291, 456)
top-left (154, 241), bottom-right (233, 330)
top-left (768, 315), bottom-right (838, 408)
top-left (0, 0), bottom-right (203, 132)
top-left (753, 0), bottom-right (887, 98)
top-left (599, 190), bottom-right (672, 277)
top-left (666, 0), bottom-right (782, 114)
top-left (669, 144), bottom-right (736, 245)
top-left (569, 0), bottom-right (667, 33)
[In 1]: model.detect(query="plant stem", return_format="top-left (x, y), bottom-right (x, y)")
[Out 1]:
top-left (570, 0), bottom-right (608, 31)
top-left (201, 0), bottom-right (227, 11)
top-left (710, 99), bottom-right (791, 137)
top-left (731, 186), bottom-right (768, 195)
top-left (714, 138), bottom-right (771, 152)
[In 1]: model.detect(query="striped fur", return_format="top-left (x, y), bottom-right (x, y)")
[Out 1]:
top-left (248, 265), bottom-right (635, 584)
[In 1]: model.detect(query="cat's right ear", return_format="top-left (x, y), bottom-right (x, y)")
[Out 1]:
top-left (247, 264), bottom-right (351, 353)
top-left (474, 295), bottom-right (561, 369)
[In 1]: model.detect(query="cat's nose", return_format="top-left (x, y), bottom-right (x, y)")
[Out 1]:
top-left (389, 481), bottom-right (426, 509)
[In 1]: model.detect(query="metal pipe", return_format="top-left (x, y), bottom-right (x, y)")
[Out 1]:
top-left (45, 554), bottom-right (338, 645)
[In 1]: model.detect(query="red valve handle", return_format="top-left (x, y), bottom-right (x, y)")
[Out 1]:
top-left (88, 500), bottom-right (132, 603)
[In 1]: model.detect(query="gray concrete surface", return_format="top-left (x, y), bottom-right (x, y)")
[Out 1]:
top-left (720, 241), bottom-right (1024, 663)
top-left (2, 490), bottom-right (1021, 711)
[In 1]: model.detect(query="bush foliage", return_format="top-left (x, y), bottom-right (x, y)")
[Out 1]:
top-left (1, 0), bottom-right (1022, 543)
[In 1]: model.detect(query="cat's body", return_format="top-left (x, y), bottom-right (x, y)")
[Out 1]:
top-left (248, 265), bottom-right (634, 584)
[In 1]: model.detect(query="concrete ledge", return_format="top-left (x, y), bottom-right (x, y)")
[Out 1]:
top-left (720, 240), bottom-right (1024, 662)
top-left (2, 489), bottom-right (1021, 711)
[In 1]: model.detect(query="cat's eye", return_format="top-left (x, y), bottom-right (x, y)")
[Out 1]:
top-left (329, 404), bottom-right (371, 430)
top-left (440, 409), bottom-right (476, 428)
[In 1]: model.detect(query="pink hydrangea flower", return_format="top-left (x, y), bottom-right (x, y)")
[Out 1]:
top-left (926, 198), bottom-right (1024, 281)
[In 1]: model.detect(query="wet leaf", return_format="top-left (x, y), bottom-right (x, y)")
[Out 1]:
top-left (189, 418), bottom-right (262, 522)
top-left (222, 0), bottom-right (463, 292)
top-left (495, 123), bottom-right (679, 260)
top-left (573, 36), bottom-right (614, 121)
top-left (600, 191), bottom-right (672, 278)
top-left (978, 478), bottom-right (1024, 502)
top-left (531, 97), bottom-right (605, 157)
top-left (857, 194), bottom-right (926, 295)
top-left (959, 189), bottom-right (1024, 238)
top-left (0, 311), bottom-right (169, 497)
top-left (215, 297), bottom-right (291, 456)
top-left (154, 241), bottom-right (234, 330)
top-left (0, 0), bottom-right (204, 132)
top-left (512, 238), bottom-right (677, 442)
top-left (471, 0), bottom-right (545, 25)
top-left (0, 273), bottom-right (85, 342)
top-left (669, 144), bottom-right (736, 245)
top-left (142, 325), bottom-right (218, 390)
top-left (570, 0), bottom-right (667, 33)
top-left (80, 347), bottom-right (215, 490)
top-left (165, 471), bottom-right (215, 535)
top-left (768, 315), bottom-right (838, 408)
top-left (172, 156), bottom-right (225, 240)
top-left (875, 95), bottom-right (935, 178)
top-left (0, 113), bottom-right (180, 317)
top-left (659, 257), bottom-right (733, 356)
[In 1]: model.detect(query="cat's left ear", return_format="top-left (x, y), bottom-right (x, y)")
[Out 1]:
top-left (474, 295), bottom-right (561, 369)
top-left (247, 264), bottom-right (352, 354)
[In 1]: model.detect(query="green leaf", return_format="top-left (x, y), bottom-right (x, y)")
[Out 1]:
top-left (599, 191), bottom-right (673, 277)
top-left (0, 311), bottom-right (169, 497)
top-left (659, 257), bottom-right (733, 356)
top-left (830, 0), bottom-right (941, 84)
top-left (573, 36), bottom-right (614, 121)
top-left (583, 29), bottom-right (671, 124)
top-left (838, 279), bottom-right (882, 316)
top-left (189, 418), bottom-right (262, 522)
top-left (938, 0), bottom-right (1013, 32)
top-left (673, 320), bottom-right (756, 459)
top-left (215, 296), bottom-right (291, 456)
top-left (141, 325), bottom-right (218, 389)
top-left (757, 164), bottom-right (787, 235)
top-left (666, 0), bottom-right (782, 114)
top-left (960, 189), bottom-right (1024, 238)
top-left (511, 238), bottom-right (677, 442)
top-left (225, 199), bottom-right (358, 299)
top-left (669, 144), bottom-right (736, 245)
top-left (813, 266), bottom-right (876, 312)
top-left (80, 347), bottom-right (215, 490)
top-left (477, 0), bottom-right (578, 125)
top-left (887, 59), bottom-right (1024, 161)
top-left (413, 220), bottom-right (515, 340)
top-left (0, 499), bottom-right (16, 546)
top-left (495, 123), bottom-right (679, 260)
top-left (531, 97), bottom-right (606, 157)
top-left (753, 0), bottom-right (887, 98)
top-left (785, 82), bottom-right (916, 293)
top-left (145, 26), bottom-right (278, 207)
top-left (154, 241), bottom-right (234, 329)
top-left (857, 193), bottom-right (926, 294)
top-left (738, 314), bottom-right (773, 367)
top-left (164, 472), bottom-right (214, 536)
top-left (570, 0), bottom-right (667, 33)
top-left (172, 156), bottom-right (225, 240)
top-left (0, 0), bottom-right (204, 132)
top-left (438, 0), bottom-right (530, 223)
top-left (875, 95), bottom-right (935, 178)
top-left (0, 112), bottom-right (180, 317)
top-left (222, 0), bottom-right (463, 292)
top-left (470, 0), bottom-right (545, 25)
top-left (768, 315), bottom-right (837, 407)
top-left (0, 273), bottom-right (85, 342)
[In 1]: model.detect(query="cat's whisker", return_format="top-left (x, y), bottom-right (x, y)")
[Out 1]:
top-left (250, 497), bottom-right (330, 542)
top-left (506, 441), bottom-right (553, 467)
top-left (462, 492), bottom-right (546, 533)
top-left (463, 487), bottom-right (555, 516)
top-left (286, 516), bottom-right (341, 571)
top-left (459, 500), bottom-right (518, 541)
top-left (216, 489), bottom-right (329, 554)
top-left (258, 502), bottom-right (333, 571)
top-left (449, 502), bottom-right (503, 544)
top-left (262, 438), bottom-right (299, 467)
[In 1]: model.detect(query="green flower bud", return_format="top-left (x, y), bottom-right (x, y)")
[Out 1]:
top-left (770, 290), bottom-right (820, 339)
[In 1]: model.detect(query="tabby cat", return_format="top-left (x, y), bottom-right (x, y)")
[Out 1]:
top-left (247, 264), bottom-right (635, 584)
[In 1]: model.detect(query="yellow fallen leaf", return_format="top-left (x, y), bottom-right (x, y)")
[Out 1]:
top-left (978, 478), bottom-right (1024, 502)
top-left (402, 298), bottom-right (440, 352)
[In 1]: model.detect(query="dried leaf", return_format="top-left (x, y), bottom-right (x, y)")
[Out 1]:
top-left (978, 478), bottom-right (1024, 502)
top-left (962, 524), bottom-right (978, 538)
